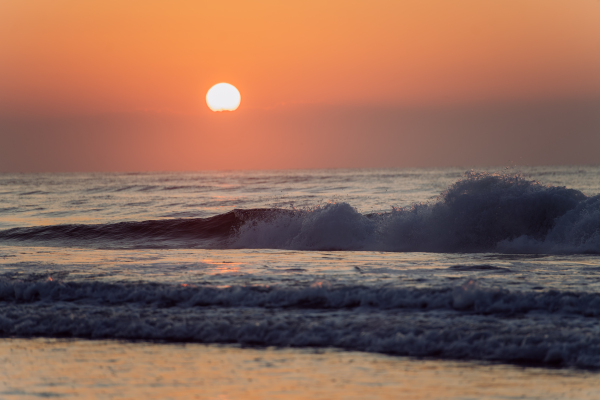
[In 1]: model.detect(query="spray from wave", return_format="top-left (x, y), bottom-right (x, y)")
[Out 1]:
top-left (1, 171), bottom-right (598, 254)
top-left (234, 171), bottom-right (598, 254)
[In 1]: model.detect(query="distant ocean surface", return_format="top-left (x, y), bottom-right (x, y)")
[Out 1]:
top-left (1, 166), bottom-right (600, 373)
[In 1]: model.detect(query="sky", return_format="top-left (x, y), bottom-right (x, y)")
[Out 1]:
top-left (1, 0), bottom-right (599, 172)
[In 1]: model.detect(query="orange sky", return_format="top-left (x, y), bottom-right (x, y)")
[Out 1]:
top-left (1, 0), bottom-right (599, 171)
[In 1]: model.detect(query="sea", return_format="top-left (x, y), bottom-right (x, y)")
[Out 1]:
top-left (1, 166), bottom-right (599, 399)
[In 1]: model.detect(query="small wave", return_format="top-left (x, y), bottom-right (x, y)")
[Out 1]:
top-left (1, 279), bottom-right (599, 368)
top-left (1, 279), bottom-right (599, 316)
top-left (0, 211), bottom-right (245, 248)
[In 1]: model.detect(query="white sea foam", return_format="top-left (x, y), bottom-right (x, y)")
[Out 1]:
top-left (233, 172), bottom-right (597, 253)
top-left (2, 278), bottom-right (599, 368)
top-left (498, 194), bottom-right (600, 253)
top-left (1, 279), bottom-right (599, 316)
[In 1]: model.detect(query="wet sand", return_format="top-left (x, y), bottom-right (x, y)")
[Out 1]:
top-left (1, 338), bottom-right (598, 400)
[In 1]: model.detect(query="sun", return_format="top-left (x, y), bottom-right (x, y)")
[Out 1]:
top-left (206, 83), bottom-right (241, 112)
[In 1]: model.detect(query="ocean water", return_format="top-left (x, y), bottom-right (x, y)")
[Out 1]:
top-left (1, 166), bottom-right (600, 398)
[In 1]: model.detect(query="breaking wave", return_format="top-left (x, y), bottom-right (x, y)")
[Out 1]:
top-left (1, 172), bottom-right (598, 254)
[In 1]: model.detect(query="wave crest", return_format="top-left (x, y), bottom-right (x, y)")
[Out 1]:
top-left (1, 172), bottom-right (597, 254)
top-left (234, 172), bottom-right (594, 253)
